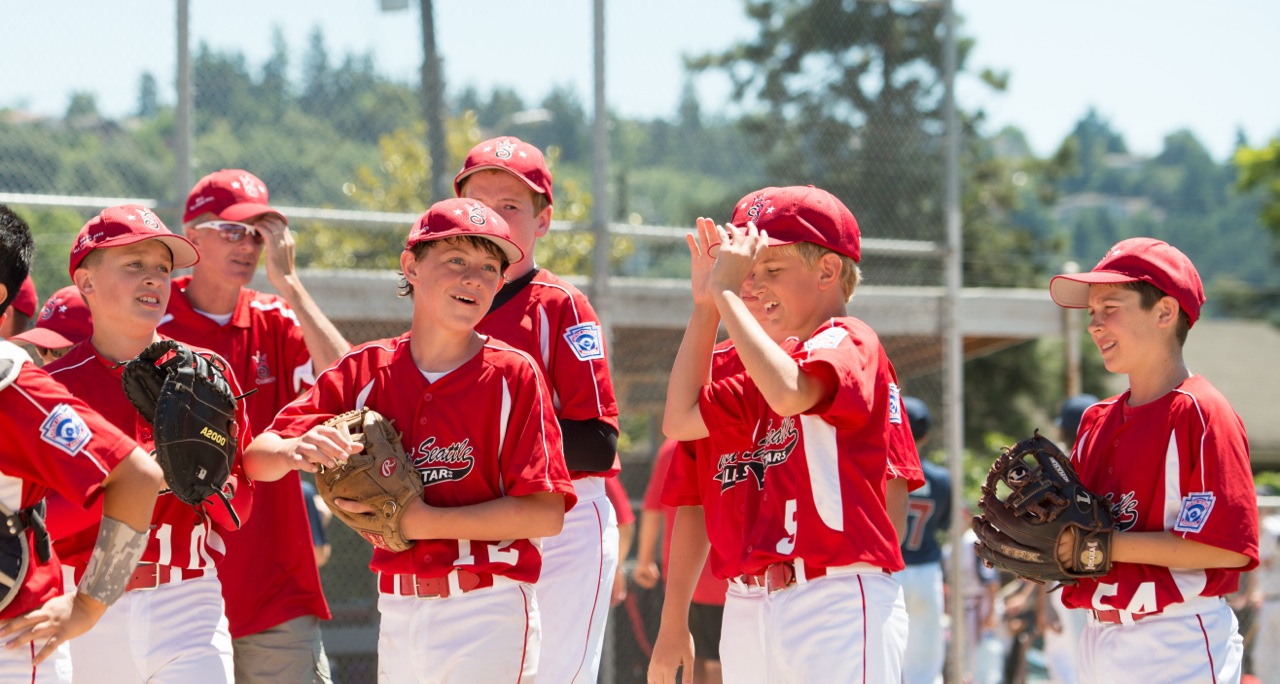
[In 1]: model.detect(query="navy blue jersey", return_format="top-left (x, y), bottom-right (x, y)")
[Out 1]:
top-left (901, 459), bottom-right (951, 565)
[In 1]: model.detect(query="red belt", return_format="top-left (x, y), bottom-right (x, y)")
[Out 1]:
top-left (737, 561), bottom-right (886, 594)
top-left (378, 571), bottom-right (492, 599)
top-left (1091, 608), bottom-right (1158, 624)
top-left (126, 564), bottom-right (210, 592)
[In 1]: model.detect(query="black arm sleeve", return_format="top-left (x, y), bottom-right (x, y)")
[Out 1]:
top-left (559, 417), bottom-right (620, 472)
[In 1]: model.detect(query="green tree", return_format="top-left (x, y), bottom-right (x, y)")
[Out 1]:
top-left (1235, 137), bottom-right (1280, 234)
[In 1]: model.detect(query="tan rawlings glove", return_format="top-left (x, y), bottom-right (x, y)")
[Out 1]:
top-left (315, 408), bottom-right (420, 552)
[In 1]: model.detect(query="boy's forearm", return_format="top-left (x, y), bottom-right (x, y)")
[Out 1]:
top-left (660, 506), bottom-right (711, 622)
top-left (886, 478), bottom-right (908, 543)
top-left (636, 510), bottom-right (664, 564)
top-left (99, 448), bottom-right (164, 533)
top-left (714, 289), bottom-right (825, 416)
top-left (400, 491), bottom-right (566, 541)
top-left (663, 304), bottom-right (718, 441)
top-left (242, 432), bottom-right (301, 482)
top-left (1112, 530), bottom-right (1251, 569)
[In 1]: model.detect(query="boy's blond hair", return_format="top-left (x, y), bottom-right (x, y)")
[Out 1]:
top-left (773, 242), bottom-right (862, 302)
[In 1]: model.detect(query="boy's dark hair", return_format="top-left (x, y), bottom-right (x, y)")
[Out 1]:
top-left (0, 205), bottom-right (34, 317)
top-left (397, 235), bottom-right (511, 297)
top-left (1119, 281), bottom-right (1190, 346)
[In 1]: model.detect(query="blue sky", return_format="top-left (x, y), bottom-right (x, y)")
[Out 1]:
top-left (4, 0), bottom-right (1277, 161)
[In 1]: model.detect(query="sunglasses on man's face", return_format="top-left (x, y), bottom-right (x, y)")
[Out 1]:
top-left (194, 221), bottom-right (263, 244)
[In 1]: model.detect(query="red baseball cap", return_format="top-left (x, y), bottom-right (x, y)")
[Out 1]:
top-left (1049, 237), bottom-right (1205, 327)
top-left (405, 198), bottom-right (524, 264)
top-left (69, 205), bottom-right (199, 279)
top-left (454, 136), bottom-right (554, 205)
top-left (730, 186), bottom-right (861, 262)
top-left (184, 169), bottom-right (283, 223)
top-left (10, 285), bottom-right (92, 349)
top-left (10, 276), bottom-right (37, 318)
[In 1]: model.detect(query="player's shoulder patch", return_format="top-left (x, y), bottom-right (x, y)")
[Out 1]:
top-left (563, 322), bottom-right (605, 361)
top-left (1173, 491), bottom-right (1216, 534)
top-left (803, 326), bottom-right (848, 352)
top-left (888, 382), bottom-right (903, 424)
top-left (40, 403), bottom-right (93, 457)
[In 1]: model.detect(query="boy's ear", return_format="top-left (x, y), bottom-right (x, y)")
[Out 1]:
top-left (1156, 295), bottom-right (1180, 328)
top-left (72, 267), bottom-right (93, 295)
top-left (815, 252), bottom-right (842, 291)
top-left (534, 204), bottom-right (552, 239)
top-left (399, 250), bottom-right (420, 286)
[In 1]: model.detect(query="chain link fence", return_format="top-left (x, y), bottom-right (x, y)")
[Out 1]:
top-left (0, 2), bottom-right (1018, 682)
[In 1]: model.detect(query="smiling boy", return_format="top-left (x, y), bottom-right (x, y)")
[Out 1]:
top-left (1048, 237), bottom-right (1257, 683)
top-left (246, 198), bottom-right (575, 683)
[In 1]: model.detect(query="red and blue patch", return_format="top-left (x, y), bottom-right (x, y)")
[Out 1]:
top-left (1173, 492), bottom-right (1216, 534)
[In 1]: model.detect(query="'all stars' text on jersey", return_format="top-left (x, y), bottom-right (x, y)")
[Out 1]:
top-left (714, 417), bottom-right (798, 491)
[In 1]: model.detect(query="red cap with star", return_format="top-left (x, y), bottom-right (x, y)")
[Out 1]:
top-left (454, 136), bottom-right (553, 205)
top-left (10, 285), bottom-right (92, 349)
top-left (730, 185), bottom-right (861, 262)
top-left (69, 204), bottom-right (199, 279)
top-left (1050, 237), bottom-right (1205, 327)
top-left (184, 169), bottom-right (283, 223)
top-left (405, 198), bottom-right (524, 264)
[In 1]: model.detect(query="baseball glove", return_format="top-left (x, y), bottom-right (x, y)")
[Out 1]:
top-left (314, 408), bottom-right (420, 553)
top-left (971, 431), bottom-right (1114, 584)
top-left (122, 340), bottom-right (241, 526)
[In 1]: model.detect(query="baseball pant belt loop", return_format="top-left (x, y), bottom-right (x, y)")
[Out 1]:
top-left (126, 563), bottom-right (215, 592)
top-left (1089, 595), bottom-right (1226, 625)
top-left (380, 569), bottom-right (516, 599)
top-left (737, 561), bottom-right (889, 594)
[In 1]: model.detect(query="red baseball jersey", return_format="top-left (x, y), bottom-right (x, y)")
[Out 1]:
top-left (646, 439), bottom-right (725, 606)
top-left (267, 334), bottom-right (576, 583)
top-left (0, 348), bottom-right (138, 619)
top-left (475, 269), bottom-right (620, 479)
top-left (1061, 376), bottom-right (1259, 614)
top-left (44, 338), bottom-right (253, 576)
top-left (161, 276), bottom-right (315, 434)
top-left (696, 318), bottom-right (913, 576)
top-left (160, 276), bottom-right (330, 638)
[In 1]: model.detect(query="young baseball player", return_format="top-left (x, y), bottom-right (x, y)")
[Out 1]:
top-left (42, 204), bottom-right (256, 684)
top-left (163, 169), bottom-right (349, 683)
top-left (10, 286), bottom-right (92, 366)
top-left (1048, 237), bottom-right (1258, 683)
top-left (455, 135), bottom-right (622, 683)
top-left (898, 396), bottom-right (952, 684)
top-left (0, 205), bottom-right (163, 682)
top-left (0, 275), bottom-right (36, 339)
top-left (656, 186), bottom-right (916, 683)
top-left (245, 197), bottom-right (576, 683)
